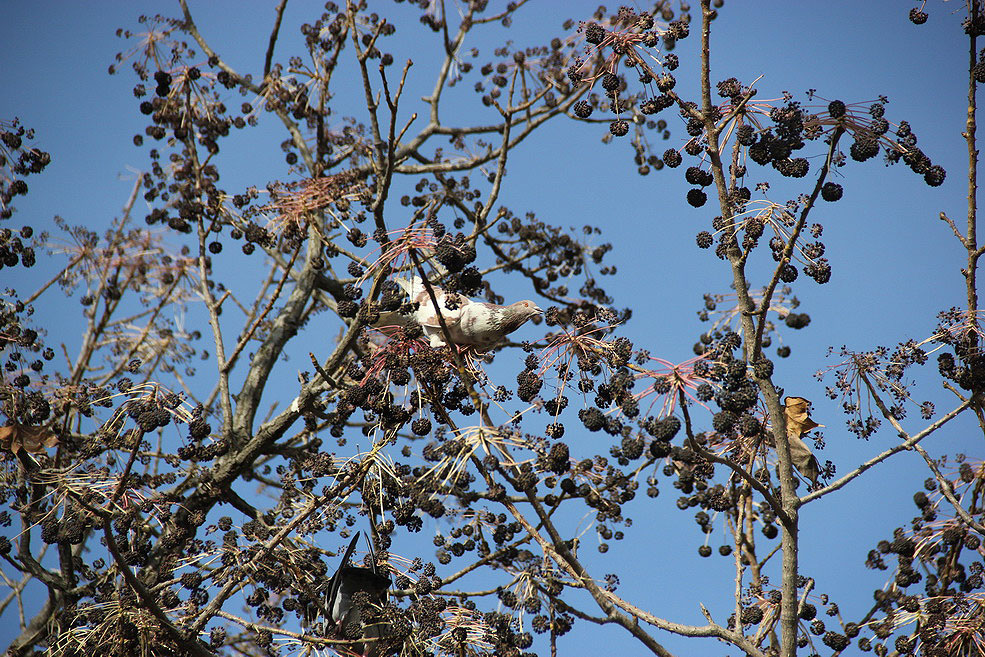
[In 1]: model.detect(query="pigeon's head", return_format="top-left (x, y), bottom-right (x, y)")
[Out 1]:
top-left (512, 300), bottom-right (543, 318)
top-left (496, 300), bottom-right (542, 336)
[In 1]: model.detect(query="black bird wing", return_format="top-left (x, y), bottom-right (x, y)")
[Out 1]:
top-left (335, 567), bottom-right (391, 628)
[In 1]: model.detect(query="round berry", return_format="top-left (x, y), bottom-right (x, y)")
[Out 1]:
top-left (584, 22), bottom-right (606, 44)
top-left (573, 101), bottom-right (593, 118)
top-left (924, 165), bottom-right (946, 187)
top-left (779, 264), bottom-right (798, 282)
top-left (821, 182), bottom-right (843, 201)
top-left (686, 188), bottom-right (707, 207)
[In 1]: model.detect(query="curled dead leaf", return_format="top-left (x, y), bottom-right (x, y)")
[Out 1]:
top-left (785, 396), bottom-right (821, 436)
top-left (0, 424), bottom-right (59, 456)
top-left (783, 396), bottom-right (824, 484)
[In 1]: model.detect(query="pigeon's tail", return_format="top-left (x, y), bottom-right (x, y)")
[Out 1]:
top-left (338, 532), bottom-right (361, 569)
top-left (301, 532), bottom-right (362, 630)
top-left (395, 275), bottom-right (448, 302)
top-left (393, 275), bottom-right (424, 298)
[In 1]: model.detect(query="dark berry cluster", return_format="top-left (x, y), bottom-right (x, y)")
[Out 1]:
top-left (563, 5), bottom-right (691, 171)
top-left (909, 8), bottom-right (928, 24)
top-left (0, 226), bottom-right (36, 270)
top-left (934, 311), bottom-right (985, 394)
top-left (883, 117), bottom-right (947, 186)
top-left (1, 119), bottom-right (51, 220)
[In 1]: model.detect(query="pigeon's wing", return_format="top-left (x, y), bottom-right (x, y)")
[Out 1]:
top-left (416, 291), bottom-right (469, 347)
top-left (330, 535), bottom-right (393, 650)
top-left (394, 276), bottom-right (462, 330)
top-left (338, 569), bottom-right (391, 604)
top-left (370, 280), bottom-right (416, 337)
top-left (416, 289), bottom-right (465, 326)
top-left (335, 567), bottom-right (392, 638)
top-left (456, 302), bottom-right (502, 347)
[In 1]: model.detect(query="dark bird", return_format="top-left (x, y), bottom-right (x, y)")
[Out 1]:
top-left (322, 532), bottom-right (392, 656)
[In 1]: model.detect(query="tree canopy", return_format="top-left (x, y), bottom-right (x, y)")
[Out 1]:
top-left (1, 2), bottom-right (983, 657)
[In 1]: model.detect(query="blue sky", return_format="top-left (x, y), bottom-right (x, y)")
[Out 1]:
top-left (1, 1), bottom-right (978, 655)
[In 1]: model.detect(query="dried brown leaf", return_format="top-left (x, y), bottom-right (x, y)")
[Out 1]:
top-left (0, 424), bottom-right (59, 455)
top-left (784, 396), bottom-right (823, 484)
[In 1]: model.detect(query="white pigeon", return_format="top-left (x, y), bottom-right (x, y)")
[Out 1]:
top-left (384, 276), bottom-right (542, 349)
